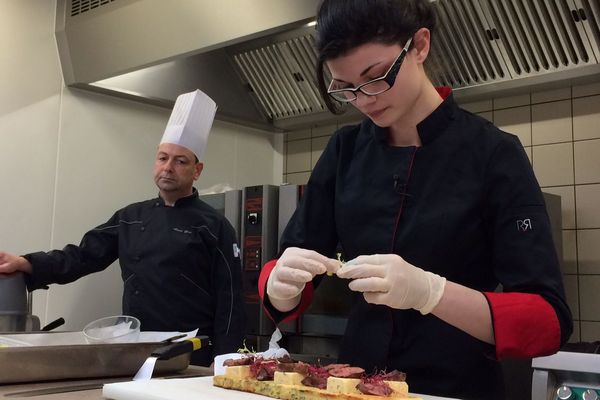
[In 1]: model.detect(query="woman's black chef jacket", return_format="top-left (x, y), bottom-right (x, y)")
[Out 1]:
top-left (262, 92), bottom-right (572, 400)
top-left (24, 189), bottom-right (245, 360)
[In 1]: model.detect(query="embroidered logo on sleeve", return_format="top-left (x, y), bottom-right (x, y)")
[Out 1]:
top-left (516, 219), bottom-right (532, 232)
top-left (233, 243), bottom-right (240, 258)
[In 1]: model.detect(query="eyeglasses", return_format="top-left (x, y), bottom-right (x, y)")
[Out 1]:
top-left (327, 37), bottom-right (413, 103)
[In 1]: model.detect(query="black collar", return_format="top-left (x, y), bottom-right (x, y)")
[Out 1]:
top-left (156, 187), bottom-right (199, 207)
top-left (417, 89), bottom-right (458, 145)
top-left (370, 87), bottom-right (458, 146)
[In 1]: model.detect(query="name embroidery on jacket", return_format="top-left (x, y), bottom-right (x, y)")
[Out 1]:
top-left (516, 219), bottom-right (532, 232)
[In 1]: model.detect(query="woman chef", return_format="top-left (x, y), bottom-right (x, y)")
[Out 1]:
top-left (258, 0), bottom-right (572, 399)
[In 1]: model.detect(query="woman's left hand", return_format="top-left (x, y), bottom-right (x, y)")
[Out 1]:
top-left (337, 254), bottom-right (446, 315)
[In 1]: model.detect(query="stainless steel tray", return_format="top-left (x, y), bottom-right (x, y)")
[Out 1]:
top-left (0, 333), bottom-right (189, 384)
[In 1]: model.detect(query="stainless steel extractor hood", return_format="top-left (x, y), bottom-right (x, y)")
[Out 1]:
top-left (56, 0), bottom-right (600, 132)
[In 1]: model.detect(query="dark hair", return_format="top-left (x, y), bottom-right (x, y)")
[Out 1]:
top-left (315, 0), bottom-right (437, 114)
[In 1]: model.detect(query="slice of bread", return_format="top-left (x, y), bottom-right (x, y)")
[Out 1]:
top-left (214, 365), bottom-right (420, 400)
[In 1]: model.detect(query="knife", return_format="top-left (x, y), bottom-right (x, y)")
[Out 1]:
top-left (4, 383), bottom-right (105, 397)
top-left (133, 336), bottom-right (211, 381)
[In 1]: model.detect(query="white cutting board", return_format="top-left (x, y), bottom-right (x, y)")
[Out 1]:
top-left (103, 377), bottom-right (270, 400)
top-left (102, 376), bottom-right (458, 400)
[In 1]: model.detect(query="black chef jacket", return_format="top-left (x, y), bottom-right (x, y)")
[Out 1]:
top-left (25, 189), bottom-right (245, 362)
top-left (266, 92), bottom-right (572, 399)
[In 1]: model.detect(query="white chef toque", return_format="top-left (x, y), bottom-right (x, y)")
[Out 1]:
top-left (160, 89), bottom-right (217, 162)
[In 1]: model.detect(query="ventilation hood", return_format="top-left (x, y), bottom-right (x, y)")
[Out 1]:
top-left (56, 0), bottom-right (600, 132)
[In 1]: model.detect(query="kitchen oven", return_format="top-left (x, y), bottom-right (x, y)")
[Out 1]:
top-left (198, 189), bottom-right (242, 242)
top-left (532, 343), bottom-right (600, 400)
top-left (240, 185), bottom-right (279, 351)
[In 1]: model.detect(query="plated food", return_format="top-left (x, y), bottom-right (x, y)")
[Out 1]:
top-left (213, 355), bottom-right (421, 399)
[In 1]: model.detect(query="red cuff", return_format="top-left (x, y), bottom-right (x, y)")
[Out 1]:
top-left (484, 292), bottom-right (561, 359)
top-left (258, 259), bottom-right (314, 323)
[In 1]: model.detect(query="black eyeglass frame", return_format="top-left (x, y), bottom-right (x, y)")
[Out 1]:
top-left (327, 37), bottom-right (414, 103)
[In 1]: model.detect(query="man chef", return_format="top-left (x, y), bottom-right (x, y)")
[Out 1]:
top-left (0, 89), bottom-right (245, 366)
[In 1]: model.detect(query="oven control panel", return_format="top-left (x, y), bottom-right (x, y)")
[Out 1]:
top-left (556, 385), bottom-right (600, 400)
top-left (533, 351), bottom-right (600, 400)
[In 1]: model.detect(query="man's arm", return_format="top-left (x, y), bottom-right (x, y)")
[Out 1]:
top-left (7, 212), bottom-right (121, 290)
top-left (211, 220), bottom-right (245, 356)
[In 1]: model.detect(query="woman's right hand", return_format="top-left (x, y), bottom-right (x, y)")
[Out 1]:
top-left (0, 252), bottom-right (32, 274)
top-left (266, 247), bottom-right (341, 306)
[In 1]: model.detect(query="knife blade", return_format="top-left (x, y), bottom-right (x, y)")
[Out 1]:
top-left (4, 383), bottom-right (104, 397)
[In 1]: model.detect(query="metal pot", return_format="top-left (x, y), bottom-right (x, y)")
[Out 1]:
top-left (0, 272), bottom-right (28, 332)
top-left (0, 314), bottom-right (28, 332)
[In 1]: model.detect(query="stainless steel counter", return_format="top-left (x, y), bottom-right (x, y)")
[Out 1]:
top-left (0, 366), bottom-right (212, 399)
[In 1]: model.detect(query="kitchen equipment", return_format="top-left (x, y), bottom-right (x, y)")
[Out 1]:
top-left (198, 189), bottom-right (242, 242)
top-left (0, 272), bottom-right (28, 332)
top-left (0, 272), bottom-right (43, 333)
top-left (241, 184), bottom-right (279, 351)
top-left (103, 376), bottom-right (457, 400)
top-left (83, 315), bottom-right (141, 344)
top-left (56, 0), bottom-right (600, 131)
top-left (532, 345), bottom-right (600, 400)
top-left (0, 332), bottom-right (190, 384)
top-left (0, 272), bottom-right (27, 312)
top-left (133, 336), bottom-right (210, 381)
top-left (277, 184), bottom-right (304, 249)
top-left (41, 317), bottom-right (66, 331)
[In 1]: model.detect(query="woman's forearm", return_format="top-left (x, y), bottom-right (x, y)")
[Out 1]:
top-left (432, 281), bottom-right (495, 345)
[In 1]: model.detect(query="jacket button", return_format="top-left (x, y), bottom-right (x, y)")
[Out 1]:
top-left (133, 256), bottom-right (141, 261)
top-left (140, 226), bottom-right (145, 232)
top-left (134, 290), bottom-right (140, 295)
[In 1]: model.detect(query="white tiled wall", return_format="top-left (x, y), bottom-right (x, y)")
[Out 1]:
top-left (283, 124), bottom-right (354, 185)
top-left (283, 86), bottom-right (600, 343)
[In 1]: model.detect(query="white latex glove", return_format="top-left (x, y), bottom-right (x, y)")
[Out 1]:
top-left (336, 254), bottom-right (446, 315)
top-left (266, 247), bottom-right (341, 301)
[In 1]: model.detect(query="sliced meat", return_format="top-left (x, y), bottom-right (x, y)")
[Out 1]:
top-left (302, 364), bottom-right (330, 389)
top-left (255, 366), bottom-right (273, 381)
top-left (301, 374), bottom-right (328, 390)
top-left (223, 357), bottom-right (253, 366)
top-left (293, 361), bottom-right (310, 375)
top-left (277, 361), bottom-right (310, 375)
top-left (357, 381), bottom-right (393, 396)
top-left (381, 370), bottom-right (407, 382)
top-left (322, 363), bottom-right (350, 372)
top-left (250, 359), bottom-right (278, 381)
top-left (276, 362), bottom-right (297, 373)
top-left (276, 354), bottom-right (294, 363)
top-left (328, 366), bottom-right (365, 379)
top-left (255, 363), bottom-right (277, 381)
